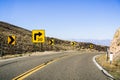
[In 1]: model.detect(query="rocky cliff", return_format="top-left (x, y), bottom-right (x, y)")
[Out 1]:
top-left (110, 28), bottom-right (120, 60)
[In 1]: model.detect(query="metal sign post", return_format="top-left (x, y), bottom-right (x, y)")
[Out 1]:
top-left (32, 30), bottom-right (45, 52)
top-left (40, 43), bottom-right (44, 52)
top-left (48, 39), bottom-right (54, 50)
top-left (71, 42), bottom-right (76, 50)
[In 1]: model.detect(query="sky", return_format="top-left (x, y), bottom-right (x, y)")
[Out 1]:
top-left (0, 0), bottom-right (120, 40)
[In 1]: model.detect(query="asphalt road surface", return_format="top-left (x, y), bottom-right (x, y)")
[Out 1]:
top-left (0, 51), bottom-right (110, 80)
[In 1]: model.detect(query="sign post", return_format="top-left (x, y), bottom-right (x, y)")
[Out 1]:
top-left (48, 39), bottom-right (54, 50)
top-left (71, 42), bottom-right (76, 50)
top-left (32, 30), bottom-right (45, 52)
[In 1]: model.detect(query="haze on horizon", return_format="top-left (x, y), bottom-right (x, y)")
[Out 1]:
top-left (0, 0), bottom-right (120, 40)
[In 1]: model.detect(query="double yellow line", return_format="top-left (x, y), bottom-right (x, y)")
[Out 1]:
top-left (12, 55), bottom-right (67, 80)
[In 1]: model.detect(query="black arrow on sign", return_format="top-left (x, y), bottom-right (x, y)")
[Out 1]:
top-left (9, 36), bottom-right (15, 44)
top-left (34, 32), bottom-right (42, 40)
top-left (72, 42), bottom-right (74, 45)
top-left (71, 42), bottom-right (76, 46)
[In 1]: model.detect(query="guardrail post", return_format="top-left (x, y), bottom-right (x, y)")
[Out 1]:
top-left (109, 52), bottom-right (113, 64)
top-left (106, 48), bottom-right (109, 61)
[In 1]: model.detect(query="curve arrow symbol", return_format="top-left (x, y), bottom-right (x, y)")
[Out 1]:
top-left (34, 32), bottom-right (42, 40)
top-left (9, 36), bottom-right (15, 44)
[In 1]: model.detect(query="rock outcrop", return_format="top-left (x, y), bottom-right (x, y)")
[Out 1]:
top-left (110, 28), bottom-right (120, 60)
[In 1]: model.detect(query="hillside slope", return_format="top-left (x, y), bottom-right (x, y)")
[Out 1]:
top-left (0, 21), bottom-right (108, 56)
top-left (110, 28), bottom-right (120, 60)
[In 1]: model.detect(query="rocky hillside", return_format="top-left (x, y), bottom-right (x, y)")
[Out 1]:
top-left (0, 21), bottom-right (108, 56)
top-left (110, 28), bottom-right (120, 60)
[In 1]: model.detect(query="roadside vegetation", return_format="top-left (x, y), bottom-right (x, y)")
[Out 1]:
top-left (96, 53), bottom-right (120, 80)
top-left (0, 21), bottom-right (108, 57)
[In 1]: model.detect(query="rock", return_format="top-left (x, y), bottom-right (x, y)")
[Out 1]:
top-left (110, 28), bottom-right (120, 60)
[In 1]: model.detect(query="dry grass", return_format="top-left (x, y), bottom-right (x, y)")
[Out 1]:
top-left (96, 53), bottom-right (120, 80)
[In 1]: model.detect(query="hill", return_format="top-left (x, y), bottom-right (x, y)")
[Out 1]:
top-left (73, 39), bottom-right (111, 46)
top-left (0, 21), bottom-right (108, 56)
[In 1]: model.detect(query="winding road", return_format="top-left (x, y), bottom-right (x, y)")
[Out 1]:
top-left (0, 51), bottom-right (110, 80)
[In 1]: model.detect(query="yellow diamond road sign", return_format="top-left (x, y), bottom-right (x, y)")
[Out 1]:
top-left (49, 39), bottom-right (54, 45)
top-left (32, 30), bottom-right (45, 43)
top-left (90, 44), bottom-right (93, 49)
top-left (71, 42), bottom-right (76, 46)
top-left (8, 35), bottom-right (15, 45)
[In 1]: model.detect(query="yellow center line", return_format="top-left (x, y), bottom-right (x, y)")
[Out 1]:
top-left (12, 55), bottom-right (68, 80)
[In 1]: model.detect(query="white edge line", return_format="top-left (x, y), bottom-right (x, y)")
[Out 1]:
top-left (93, 54), bottom-right (114, 80)
top-left (0, 56), bottom-right (27, 62)
top-left (0, 52), bottom-right (61, 62)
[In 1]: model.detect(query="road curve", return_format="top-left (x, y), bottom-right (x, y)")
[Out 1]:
top-left (25, 52), bottom-right (109, 80)
top-left (0, 52), bottom-right (110, 80)
top-left (0, 52), bottom-right (68, 80)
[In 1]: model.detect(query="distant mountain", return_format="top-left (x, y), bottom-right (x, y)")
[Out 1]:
top-left (71, 39), bottom-right (111, 46)
top-left (0, 21), bottom-right (108, 56)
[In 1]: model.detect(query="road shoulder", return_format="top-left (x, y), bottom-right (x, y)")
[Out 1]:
top-left (93, 54), bottom-right (115, 80)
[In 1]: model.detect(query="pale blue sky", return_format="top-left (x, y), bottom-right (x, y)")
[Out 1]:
top-left (0, 0), bottom-right (120, 40)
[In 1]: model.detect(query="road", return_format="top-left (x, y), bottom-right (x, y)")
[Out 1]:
top-left (0, 51), bottom-right (110, 80)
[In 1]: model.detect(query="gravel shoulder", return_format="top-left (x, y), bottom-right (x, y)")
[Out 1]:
top-left (96, 53), bottom-right (120, 80)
